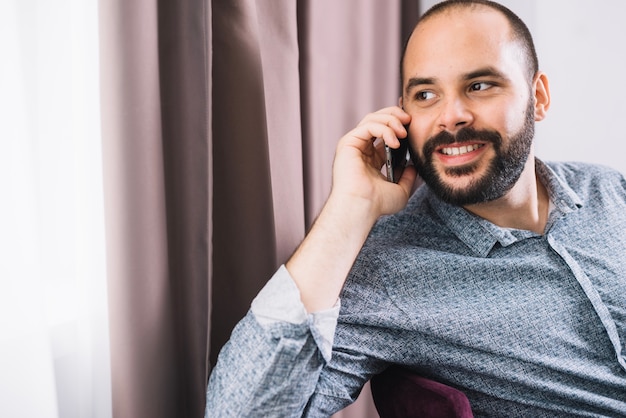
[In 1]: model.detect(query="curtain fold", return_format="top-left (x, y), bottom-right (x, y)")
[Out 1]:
top-left (100, 1), bottom-right (172, 417)
top-left (100, 1), bottom-right (210, 417)
top-left (210, 0), bottom-right (307, 367)
top-left (100, 0), bottom-right (419, 417)
top-left (156, 0), bottom-right (211, 415)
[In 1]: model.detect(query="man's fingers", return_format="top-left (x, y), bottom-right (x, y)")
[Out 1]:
top-left (359, 113), bottom-right (408, 136)
top-left (344, 123), bottom-right (400, 149)
top-left (348, 115), bottom-right (410, 147)
top-left (351, 107), bottom-right (410, 149)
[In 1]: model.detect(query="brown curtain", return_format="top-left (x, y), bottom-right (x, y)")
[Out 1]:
top-left (99, 0), bottom-right (419, 417)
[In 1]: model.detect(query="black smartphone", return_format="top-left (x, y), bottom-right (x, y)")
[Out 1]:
top-left (385, 131), bottom-right (410, 183)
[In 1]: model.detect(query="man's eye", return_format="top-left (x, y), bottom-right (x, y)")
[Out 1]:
top-left (470, 82), bottom-right (492, 91)
top-left (416, 91), bottom-right (436, 101)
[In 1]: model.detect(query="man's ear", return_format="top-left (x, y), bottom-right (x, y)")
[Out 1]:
top-left (398, 96), bottom-right (403, 109)
top-left (533, 72), bottom-right (550, 121)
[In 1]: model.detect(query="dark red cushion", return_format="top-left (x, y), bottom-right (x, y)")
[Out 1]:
top-left (371, 367), bottom-right (473, 418)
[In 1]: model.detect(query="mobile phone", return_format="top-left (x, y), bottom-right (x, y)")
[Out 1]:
top-left (385, 135), bottom-right (410, 183)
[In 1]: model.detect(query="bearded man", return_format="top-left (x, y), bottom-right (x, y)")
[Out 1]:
top-left (205, 1), bottom-right (626, 416)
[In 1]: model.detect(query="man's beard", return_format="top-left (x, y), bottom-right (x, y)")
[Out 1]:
top-left (411, 100), bottom-right (535, 206)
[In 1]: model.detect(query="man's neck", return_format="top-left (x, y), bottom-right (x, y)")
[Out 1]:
top-left (463, 156), bottom-right (550, 235)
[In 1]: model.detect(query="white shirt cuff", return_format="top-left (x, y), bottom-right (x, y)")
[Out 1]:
top-left (251, 265), bottom-right (340, 361)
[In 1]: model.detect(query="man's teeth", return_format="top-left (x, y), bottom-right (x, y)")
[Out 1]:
top-left (440, 144), bottom-right (483, 156)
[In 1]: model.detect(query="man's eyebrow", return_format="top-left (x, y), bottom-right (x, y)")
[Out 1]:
top-left (463, 67), bottom-right (509, 81)
top-left (404, 77), bottom-right (436, 95)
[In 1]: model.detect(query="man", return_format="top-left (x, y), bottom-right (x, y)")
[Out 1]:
top-left (206, 1), bottom-right (626, 416)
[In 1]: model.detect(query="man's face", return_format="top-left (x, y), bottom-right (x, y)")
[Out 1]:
top-left (401, 7), bottom-right (538, 206)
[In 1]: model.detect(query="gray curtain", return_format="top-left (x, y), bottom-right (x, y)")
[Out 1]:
top-left (99, 0), bottom-right (419, 417)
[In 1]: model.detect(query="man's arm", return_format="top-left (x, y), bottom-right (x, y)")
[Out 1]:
top-left (287, 106), bottom-right (416, 312)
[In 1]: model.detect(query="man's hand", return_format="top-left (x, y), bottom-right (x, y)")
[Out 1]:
top-left (331, 106), bottom-right (417, 216)
top-left (286, 107), bottom-right (417, 312)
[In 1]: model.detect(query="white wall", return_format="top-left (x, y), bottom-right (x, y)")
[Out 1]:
top-left (420, 0), bottom-right (626, 175)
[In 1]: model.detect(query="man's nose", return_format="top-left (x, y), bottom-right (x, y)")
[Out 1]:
top-left (436, 96), bottom-right (474, 134)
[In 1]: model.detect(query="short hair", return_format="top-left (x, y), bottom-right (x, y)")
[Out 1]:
top-left (401, 0), bottom-right (539, 84)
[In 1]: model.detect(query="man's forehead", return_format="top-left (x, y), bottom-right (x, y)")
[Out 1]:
top-left (403, 6), bottom-right (521, 80)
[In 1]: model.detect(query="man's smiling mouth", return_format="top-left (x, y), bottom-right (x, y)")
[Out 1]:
top-left (439, 143), bottom-right (485, 156)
